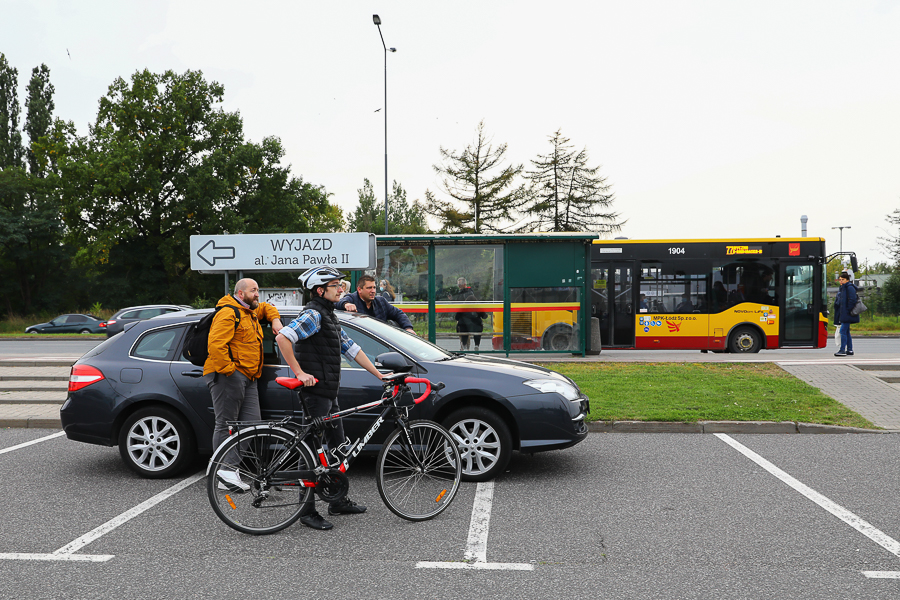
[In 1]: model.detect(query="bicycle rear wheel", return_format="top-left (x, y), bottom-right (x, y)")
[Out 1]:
top-left (376, 420), bottom-right (462, 521)
top-left (208, 427), bottom-right (315, 535)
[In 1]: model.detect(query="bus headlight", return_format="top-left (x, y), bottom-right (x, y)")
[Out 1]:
top-left (523, 379), bottom-right (581, 401)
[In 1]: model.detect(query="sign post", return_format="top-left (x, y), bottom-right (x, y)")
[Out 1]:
top-left (190, 233), bottom-right (376, 273)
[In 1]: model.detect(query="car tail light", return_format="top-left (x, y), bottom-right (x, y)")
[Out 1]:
top-left (105, 319), bottom-right (116, 326)
top-left (69, 365), bottom-right (105, 392)
top-left (99, 321), bottom-right (107, 328)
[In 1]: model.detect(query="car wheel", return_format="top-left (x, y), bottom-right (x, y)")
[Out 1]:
top-left (728, 326), bottom-right (761, 353)
top-left (118, 406), bottom-right (196, 478)
top-left (542, 324), bottom-right (573, 351)
top-left (27, 330), bottom-right (38, 334)
top-left (444, 407), bottom-right (512, 482)
top-left (79, 329), bottom-right (91, 334)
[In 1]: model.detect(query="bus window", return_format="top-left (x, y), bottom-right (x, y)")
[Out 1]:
top-left (640, 263), bottom-right (708, 314)
top-left (713, 261), bottom-right (776, 311)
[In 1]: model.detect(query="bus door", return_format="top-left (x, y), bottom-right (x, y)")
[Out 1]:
top-left (591, 262), bottom-right (635, 347)
top-left (780, 262), bottom-right (818, 346)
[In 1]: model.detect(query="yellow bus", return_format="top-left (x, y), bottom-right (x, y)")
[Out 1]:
top-left (591, 238), bottom-right (834, 352)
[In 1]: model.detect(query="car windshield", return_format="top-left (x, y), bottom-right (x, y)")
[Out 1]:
top-left (340, 315), bottom-right (452, 362)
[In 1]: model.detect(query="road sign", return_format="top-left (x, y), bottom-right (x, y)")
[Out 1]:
top-left (189, 233), bottom-right (376, 272)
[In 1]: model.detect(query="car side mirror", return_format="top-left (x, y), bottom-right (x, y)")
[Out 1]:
top-left (375, 352), bottom-right (413, 373)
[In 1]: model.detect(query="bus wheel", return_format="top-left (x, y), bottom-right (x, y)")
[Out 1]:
top-left (729, 327), bottom-right (761, 353)
top-left (542, 325), bottom-right (573, 351)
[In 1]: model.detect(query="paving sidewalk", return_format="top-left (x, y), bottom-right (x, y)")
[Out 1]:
top-left (1, 357), bottom-right (899, 433)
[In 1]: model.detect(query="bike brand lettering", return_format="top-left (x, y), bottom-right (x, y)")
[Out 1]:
top-left (352, 415), bottom-right (385, 458)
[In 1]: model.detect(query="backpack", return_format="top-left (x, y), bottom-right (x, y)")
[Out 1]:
top-left (182, 305), bottom-right (241, 367)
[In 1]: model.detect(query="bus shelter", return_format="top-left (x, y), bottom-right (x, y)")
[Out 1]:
top-left (363, 233), bottom-right (597, 356)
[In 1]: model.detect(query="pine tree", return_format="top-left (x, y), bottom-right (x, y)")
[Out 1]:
top-left (521, 129), bottom-right (622, 233)
top-left (428, 121), bottom-right (524, 233)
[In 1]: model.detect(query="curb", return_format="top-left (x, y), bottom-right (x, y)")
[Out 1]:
top-left (587, 420), bottom-right (890, 434)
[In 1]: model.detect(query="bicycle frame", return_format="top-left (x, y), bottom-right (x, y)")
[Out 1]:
top-left (239, 375), bottom-right (437, 492)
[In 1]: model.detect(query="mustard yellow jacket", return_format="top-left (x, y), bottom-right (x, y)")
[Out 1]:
top-left (203, 295), bottom-right (281, 380)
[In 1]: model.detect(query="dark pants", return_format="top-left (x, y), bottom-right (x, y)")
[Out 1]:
top-left (457, 321), bottom-right (483, 349)
top-left (206, 371), bottom-right (261, 466)
top-left (304, 392), bottom-right (346, 452)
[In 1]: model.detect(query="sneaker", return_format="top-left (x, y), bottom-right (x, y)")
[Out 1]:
top-left (847, 351), bottom-right (854, 356)
top-left (300, 511), bottom-right (333, 530)
top-left (329, 497), bottom-right (367, 515)
top-left (216, 469), bottom-right (250, 493)
top-left (834, 351), bottom-right (847, 357)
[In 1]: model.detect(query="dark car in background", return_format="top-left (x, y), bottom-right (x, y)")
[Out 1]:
top-left (60, 308), bottom-right (589, 482)
top-left (26, 314), bottom-right (106, 334)
top-left (104, 304), bottom-right (191, 337)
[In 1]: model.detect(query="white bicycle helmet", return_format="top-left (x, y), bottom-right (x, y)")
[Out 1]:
top-left (299, 266), bottom-right (344, 290)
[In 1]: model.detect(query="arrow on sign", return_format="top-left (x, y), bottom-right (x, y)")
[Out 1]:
top-left (196, 240), bottom-right (236, 266)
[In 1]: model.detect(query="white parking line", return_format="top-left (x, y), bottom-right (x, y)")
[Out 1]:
top-left (417, 481), bottom-right (534, 571)
top-left (0, 472), bottom-right (204, 562)
top-left (0, 431), bottom-right (65, 455)
top-left (862, 571), bottom-right (900, 579)
top-left (715, 433), bottom-right (900, 577)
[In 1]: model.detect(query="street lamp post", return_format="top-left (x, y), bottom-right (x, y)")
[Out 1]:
top-left (373, 15), bottom-right (396, 236)
top-left (831, 225), bottom-right (851, 254)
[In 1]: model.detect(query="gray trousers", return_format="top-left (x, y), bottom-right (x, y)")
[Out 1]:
top-left (207, 371), bottom-right (261, 466)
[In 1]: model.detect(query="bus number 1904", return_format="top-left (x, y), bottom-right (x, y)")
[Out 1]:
top-left (669, 247), bottom-right (685, 254)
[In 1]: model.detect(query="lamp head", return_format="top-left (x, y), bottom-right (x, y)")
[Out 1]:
top-left (389, 47), bottom-right (397, 52)
top-left (373, 14), bottom-right (381, 25)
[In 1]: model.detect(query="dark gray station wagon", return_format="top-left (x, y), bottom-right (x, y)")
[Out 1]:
top-left (61, 309), bottom-right (589, 481)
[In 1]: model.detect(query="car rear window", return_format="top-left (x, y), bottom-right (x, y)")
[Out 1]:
top-left (131, 326), bottom-right (186, 361)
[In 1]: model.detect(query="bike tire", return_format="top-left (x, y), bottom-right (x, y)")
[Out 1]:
top-left (376, 420), bottom-right (462, 521)
top-left (207, 427), bottom-right (315, 535)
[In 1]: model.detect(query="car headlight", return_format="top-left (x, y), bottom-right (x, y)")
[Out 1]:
top-left (523, 379), bottom-right (581, 401)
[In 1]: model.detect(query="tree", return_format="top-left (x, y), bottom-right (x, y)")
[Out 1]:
top-left (0, 54), bottom-right (23, 170)
top-left (0, 57), bottom-right (68, 315)
top-left (43, 68), bottom-right (341, 307)
top-left (428, 121), bottom-right (524, 233)
top-left (24, 64), bottom-right (54, 177)
top-left (519, 129), bottom-right (621, 233)
top-left (878, 207), bottom-right (900, 267)
top-left (346, 178), bottom-right (429, 234)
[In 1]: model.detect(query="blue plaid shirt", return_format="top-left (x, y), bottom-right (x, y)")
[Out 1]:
top-left (279, 310), bottom-right (361, 360)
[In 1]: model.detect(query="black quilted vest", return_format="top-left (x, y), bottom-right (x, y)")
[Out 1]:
top-left (294, 296), bottom-right (342, 400)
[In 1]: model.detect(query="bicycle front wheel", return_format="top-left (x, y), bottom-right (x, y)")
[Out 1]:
top-left (208, 427), bottom-right (315, 535)
top-left (376, 420), bottom-right (462, 521)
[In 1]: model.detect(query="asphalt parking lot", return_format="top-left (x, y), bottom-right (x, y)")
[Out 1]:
top-left (3, 427), bottom-right (900, 599)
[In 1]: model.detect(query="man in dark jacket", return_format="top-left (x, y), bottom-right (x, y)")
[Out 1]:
top-left (834, 271), bottom-right (859, 357)
top-left (451, 277), bottom-right (487, 351)
top-left (336, 275), bottom-right (415, 333)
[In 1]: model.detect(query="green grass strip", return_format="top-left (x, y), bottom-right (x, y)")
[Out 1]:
top-left (539, 362), bottom-right (878, 429)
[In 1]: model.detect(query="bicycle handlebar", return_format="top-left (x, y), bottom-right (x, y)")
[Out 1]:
top-left (396, 377), bottom-right (431, 404)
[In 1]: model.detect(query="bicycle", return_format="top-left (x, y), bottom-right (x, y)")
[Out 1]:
top-left (206, 357), bottom-right (462, 535)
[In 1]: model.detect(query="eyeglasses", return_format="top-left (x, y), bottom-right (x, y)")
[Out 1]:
top-left (325, 282), bottom-right (344, 289)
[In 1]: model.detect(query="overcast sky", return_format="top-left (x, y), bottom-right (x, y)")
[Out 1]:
top-left (4, 0), bottom-right (898, 265)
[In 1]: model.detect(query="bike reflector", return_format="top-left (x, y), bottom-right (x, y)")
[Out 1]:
top-left (436, 489), bottom-right (447, 503)
top-left (68, 364), bottom-right (105, 392)
top-left (225, 495), bottom-right (237, 510)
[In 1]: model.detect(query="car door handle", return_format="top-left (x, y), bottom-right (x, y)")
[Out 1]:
top-left (181, 370), bottom-right (204, 378)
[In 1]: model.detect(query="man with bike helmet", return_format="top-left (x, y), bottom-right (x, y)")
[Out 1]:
top-left (275, 266), bottom-right (385, 531)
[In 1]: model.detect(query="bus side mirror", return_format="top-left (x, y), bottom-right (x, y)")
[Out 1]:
top-left (850, 255), bottom-right (859, 273)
